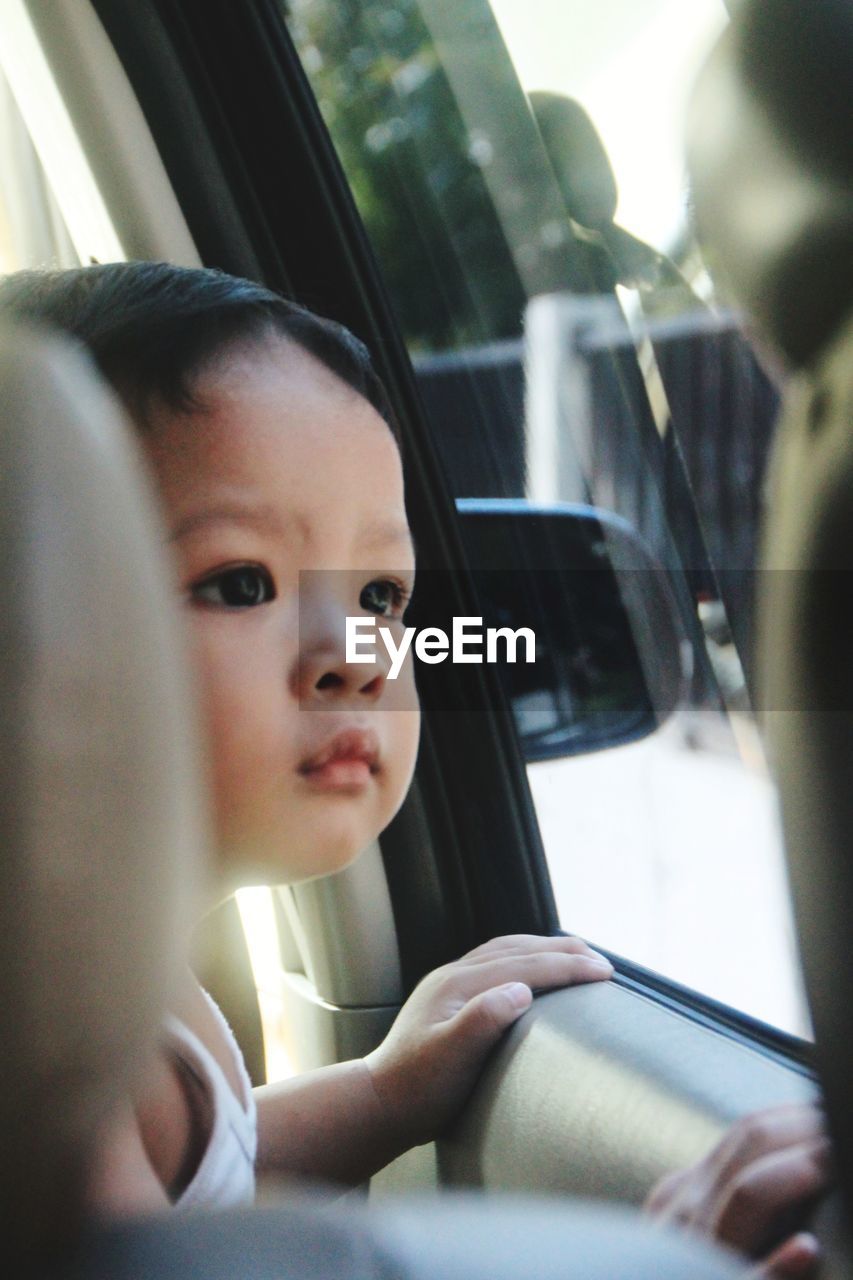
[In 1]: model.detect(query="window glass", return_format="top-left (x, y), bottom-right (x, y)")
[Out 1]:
top-left (285, 0), bottom-right (808, 1036)
top-left (305, 3), bottom-right (802, 1034)
top-left (490, 0), bottom-right (725, 254)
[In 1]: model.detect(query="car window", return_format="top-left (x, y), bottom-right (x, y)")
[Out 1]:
top-left (282, 0), bottom-right (809, 1035)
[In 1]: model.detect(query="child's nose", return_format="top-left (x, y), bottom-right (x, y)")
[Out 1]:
top-left (294, 644), bottom-right (389, 704)
top-left (291, 597), bottom-right (392, 704)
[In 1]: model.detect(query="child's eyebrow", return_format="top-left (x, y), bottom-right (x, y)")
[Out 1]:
top-left (357, 520), bottom-right (415, 555)
top-left (169, 504), bottom-right (288, 541)
top-left (168, 509), bottom-right (416, 560)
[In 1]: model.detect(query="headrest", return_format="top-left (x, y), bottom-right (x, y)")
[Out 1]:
top-left (0, 323), bottom-right (206, 1266)
top-left (529, 92), bottom-right (618, 229)
top-left (687, 0), bottom-right (853, 366)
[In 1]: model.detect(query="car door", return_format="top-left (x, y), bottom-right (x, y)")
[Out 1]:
top-left (0, 0), bottom-right (821, 1221)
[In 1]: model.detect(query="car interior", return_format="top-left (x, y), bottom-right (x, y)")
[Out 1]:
top-left (0, 313), bottom-right (741, 1280)
top-left (1, 0), bottom-right (852, 1275)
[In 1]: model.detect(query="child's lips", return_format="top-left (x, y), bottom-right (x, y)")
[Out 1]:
top-left (298, 728), bottom-right (380, 790)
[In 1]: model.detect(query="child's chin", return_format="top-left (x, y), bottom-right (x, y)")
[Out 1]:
top-left (216, 804), bottom-right (381, 884)
top-left (293, 830), bottom-right (372, 881)
top-left (242, 835), bottom-right (372, 887)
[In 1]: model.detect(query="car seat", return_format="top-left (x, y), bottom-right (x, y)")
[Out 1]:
top-left (0, 320), bottom-right (742, 1278)
top-left (687, 0), bottom-right (853, 1269)
top-left (0, 320), bottom-right (206, 1271)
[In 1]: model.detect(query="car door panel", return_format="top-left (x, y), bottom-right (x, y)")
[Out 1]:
top-left (437, 983), bottom-right (815, 1202)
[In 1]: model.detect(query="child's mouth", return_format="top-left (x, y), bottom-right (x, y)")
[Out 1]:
top-left (298, 728), bottom-right (380, 790)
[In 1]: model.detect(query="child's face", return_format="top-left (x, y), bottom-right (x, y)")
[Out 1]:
top-left (143, 336), bottom-right (420, 887)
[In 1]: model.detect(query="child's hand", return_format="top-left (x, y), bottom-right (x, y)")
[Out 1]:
top-left (645, 1104), bottom-right (831, 1279)
top-left (363, 933), bottom-right (612, 1148)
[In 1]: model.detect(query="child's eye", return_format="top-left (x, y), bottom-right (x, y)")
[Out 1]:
top-left (359, 578), bottom-right (411, 619)
top-left (191, 564), bottom-right (276, 609)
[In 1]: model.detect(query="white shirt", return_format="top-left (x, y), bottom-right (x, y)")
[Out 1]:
top-left (164, 993), bottom-right (257, 1209)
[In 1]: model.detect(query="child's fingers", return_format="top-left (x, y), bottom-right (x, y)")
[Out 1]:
top-left (711, 1106), bottom-right (827, 1189)
top-left (447, 981), bottom-right (534, 1049)
top-left (443, 949), bottom-right (613, 1002)
top-left (755, 1233), bottom-right (821, 1279)
top-left (460, 933), bottom-right (601, 963)
top-left (713, 1139), bottom-right (832, 1254)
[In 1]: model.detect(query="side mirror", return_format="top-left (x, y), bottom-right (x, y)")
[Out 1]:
top-left (456, 499), bottom-right (686, 762)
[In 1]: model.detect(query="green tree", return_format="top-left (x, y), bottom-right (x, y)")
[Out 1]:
top-left (283, 0), bottom-right (527, 352)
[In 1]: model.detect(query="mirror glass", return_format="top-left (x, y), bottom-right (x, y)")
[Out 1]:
top-left (456, 499), bottom-right (686, 760)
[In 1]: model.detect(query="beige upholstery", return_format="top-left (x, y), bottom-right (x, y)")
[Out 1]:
top-left (0, 323), bottom-right (206, 1266)
top-left (687, 0), bottom-right (853, 1262)
top-left (756, 311), bottom-right (853, 1259)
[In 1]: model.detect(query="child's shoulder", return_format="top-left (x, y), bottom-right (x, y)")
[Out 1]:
top-left (170, 978), bottom-right (254, 1113)
top-left (135, 974), bottom-right (257, 1208)
top-left (163, 993), bottom-right (257, 1208)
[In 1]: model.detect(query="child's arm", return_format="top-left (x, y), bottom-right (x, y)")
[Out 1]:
top-left (255, 933), bottom-right (612, 1186)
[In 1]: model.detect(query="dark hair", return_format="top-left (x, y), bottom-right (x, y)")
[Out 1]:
top-left (0, 261), bottom-right (399, 440)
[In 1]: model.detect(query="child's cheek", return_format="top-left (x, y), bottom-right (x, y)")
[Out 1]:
top-left (184, 617), bottom-right (287, 826)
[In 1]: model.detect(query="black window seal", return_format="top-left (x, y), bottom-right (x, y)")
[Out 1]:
top-left (603, 948), bottom-right (815, 1076)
